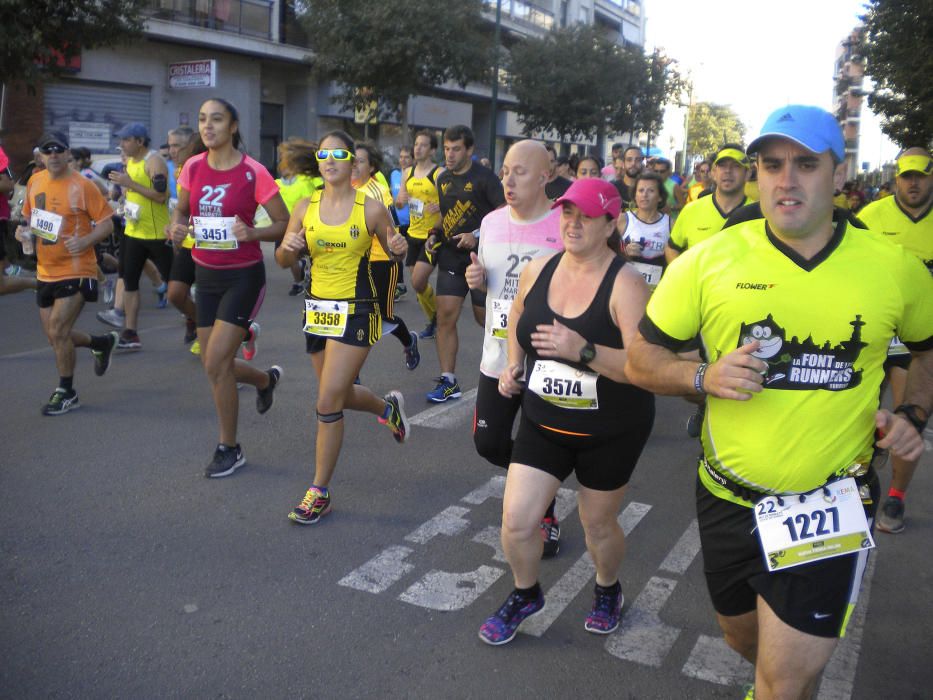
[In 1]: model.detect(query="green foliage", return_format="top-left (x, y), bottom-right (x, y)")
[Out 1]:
top-left (0, 0), bottom-right (147, 89)
top-left (508, 25), bottom-right (682, 143)
top-left (862, 0), bottom-right (933, 148)
top-left (300, 0), bottom-right (492, 121)
top-left (686, 102), bottom-right (747, 159)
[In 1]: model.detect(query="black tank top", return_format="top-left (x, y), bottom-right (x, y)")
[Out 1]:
top-left (516, 252), bottom-right (655, 436)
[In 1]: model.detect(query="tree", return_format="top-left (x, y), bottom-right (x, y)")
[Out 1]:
top-left (508, 27), bottom-right (683, 149)
top-left (862, 0), bottom-right (933, 148)
top-left (685, 102), bottom-right (747, 160)
top-left (508, 24), bottom-right (641, 142)
top-left (299, 0), bottom-right (492, 136)
top-left (0, 0), bottom-right (147, 90)
top-left (616, 49), bottom-right (685, 149)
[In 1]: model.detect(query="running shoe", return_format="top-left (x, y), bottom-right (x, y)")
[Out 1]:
top-left (97, 308), bottom-right (125, 328)
top-left (379, 390), bottom-right (410, 443)
top-left (190, 339), bottom-right (201, 356)
top-left (876, 496), bottom-right (905, 534)
top-left (288, 282), bottom-right (304, 296)
top-left (117, 330), bottom-right (141, 350)
top-left (404, 331), bottom-right (420, 370)
top-left (256, 365), bottom-right (282, 415)
top-left (741, 684), bottom-right (755, 700)
top-left (4, 264), bottom-right (22, 276)
top-left (92, 331), bottom-right (119, 377)
top-left (426, 376), bottom-right (461, 403)
top-left (288, 486), bottom-right (332, 525)
top-left (155, 281), bottom-right (168, 308)
top-left (478, 588), bottom-right (545, 646)
top-left (418, 316), bottom-right (437, 339)
top-left (184, 318), bottom-right (197, 344)
top-left (541, 515), bottom-right (560, 559)
top-left (299, 255), bottom-right (310, 287)
top-left (41, 388), bottom-right (80, 416)
top-left (204, 443), bottom-right (245, 478)
top-left (395, 283), bottom-right (408, 301)
top-left (584, 583), bottom-right (624, 634)
top-left (686, 401), bottom-right (705, 438)
top-left (102, 275), bottom-right (116, 305)
top-left (242, 321), bottom-right (260, 361)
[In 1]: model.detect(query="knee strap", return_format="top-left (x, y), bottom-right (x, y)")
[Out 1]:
top-left (316, 410), bottom-right (344, 423)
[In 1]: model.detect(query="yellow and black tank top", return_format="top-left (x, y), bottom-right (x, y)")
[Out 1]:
top-left (124, 152), bottom-right (170, 240)
top-left (302, 188), bottom-right (376, 305)
top-left (405, 165), bottom-right (440, 240)
top-left (358, 177), bottom-right (395, 263)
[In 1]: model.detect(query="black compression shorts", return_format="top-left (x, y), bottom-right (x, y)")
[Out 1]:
top-left (195, 263), bottom-right (265, 330)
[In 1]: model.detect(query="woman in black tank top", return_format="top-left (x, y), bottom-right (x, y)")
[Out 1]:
top-left (478, 178), bottom-right (655, 646)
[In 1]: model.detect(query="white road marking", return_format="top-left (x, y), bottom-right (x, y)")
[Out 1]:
top-left (338, 545), bottom-right (415, 594)
top-left (682, 634), bottom-right (754, 685)
top-left (404, 505), bottom-right (471, 544)
top-left (398, 565), bottom-right (505, 611)
top-left (461, 475), bottom-right (505, 505)
top-left (604, 576), bottom-right (681, 666)
top-left (817, 553), bottom-right (878, 700)
top-left (409, 388), bottom-right (478, 428)
top-left (522, 502), bottom-right (652, 637)
top-left (659, 519), bottom-right (701, 575)
top-left (472, 526), bottom-right (506, 562)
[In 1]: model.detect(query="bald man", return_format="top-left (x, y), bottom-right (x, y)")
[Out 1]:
top-left (465, 140), bottom-right (566, 557)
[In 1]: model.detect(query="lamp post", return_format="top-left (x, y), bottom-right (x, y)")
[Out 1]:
top-left (488, 0), bottom-right (503, 169)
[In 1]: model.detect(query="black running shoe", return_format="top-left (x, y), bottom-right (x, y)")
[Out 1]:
top-left (184, 318), bottom-right (197, 344)
top-left (541, 515), bottom-right (560, 559)
top-left (205, 443), bottom-right (245, 478)
top-left (92, 331), bottom-right (119, 377)
top-left (256, 365), bottom-right (282, 414)
top-left (41, 387), bottom-right (80, 416)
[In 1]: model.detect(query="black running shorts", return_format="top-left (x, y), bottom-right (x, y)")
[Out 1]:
top-left (473, 372), bottom-right (521, 469)
top-left (195, 263), bottom-right (265, 330)
top-left (370, 259), bottom-right (400, 321)
top-left (36, 277), bottom-right (98, 308)
top-left (511, 413), bottom-right (650, 491)
top-left (305, 305), bottom-right (381, 354)
top-left (695, 472), bottom-right (879, 638)
top-left (434, 246), bottom-right (470, 298)
top-left (406, 236), bottom-right (427, 268)
top-left (169, 246), bottom-right (196, 286)
top-left (121, 235), bottom-right (173, 292)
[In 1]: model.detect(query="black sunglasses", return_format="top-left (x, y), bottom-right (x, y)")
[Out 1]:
top-left (40, 145), bottom-right (68, 155)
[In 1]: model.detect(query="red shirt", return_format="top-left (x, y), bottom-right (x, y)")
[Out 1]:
top-left (178, 152), bottom-right (279, 269)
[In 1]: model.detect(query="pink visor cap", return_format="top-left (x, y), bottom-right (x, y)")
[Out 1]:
top-left (552, 178), bottom-right (622, 218)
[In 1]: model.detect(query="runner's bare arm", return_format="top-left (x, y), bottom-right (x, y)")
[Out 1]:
top-left (276, 198), bottom-right (310, 268)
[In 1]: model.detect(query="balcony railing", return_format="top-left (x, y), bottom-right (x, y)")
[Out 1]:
top-left (146, 0), bottom-right (274, 40)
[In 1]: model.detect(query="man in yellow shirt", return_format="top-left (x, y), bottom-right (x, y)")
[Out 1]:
top-left (627, 105), bottom-right (933, 700)
top-left (856, 147), bottom-right (933, 534)
top-left (107, 123), bottom-right (170, 350)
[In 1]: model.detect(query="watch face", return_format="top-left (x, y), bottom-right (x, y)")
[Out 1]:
top-left (580, 343), bottom-right (596, 363)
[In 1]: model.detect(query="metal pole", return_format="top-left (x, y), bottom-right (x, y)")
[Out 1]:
top-left (488, 0), bottom-right (502, 169)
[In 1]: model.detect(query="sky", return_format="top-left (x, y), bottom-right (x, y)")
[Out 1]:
top-left (644, 0), bottom-right (899, 171)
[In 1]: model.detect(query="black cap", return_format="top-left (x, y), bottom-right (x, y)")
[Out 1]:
top-left (38, 131), bottom-right (70, 149)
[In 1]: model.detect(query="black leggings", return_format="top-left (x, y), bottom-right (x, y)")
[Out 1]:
top-left (473, 372), bottom-right (521, 468)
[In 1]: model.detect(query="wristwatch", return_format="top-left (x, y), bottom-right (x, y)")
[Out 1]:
top-left (893, 404), bottom-right (929, 433)
top-left (579, 342), bottom-right (596, 365)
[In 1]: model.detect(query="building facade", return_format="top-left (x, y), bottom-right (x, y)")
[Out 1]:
top-left (1, 0), bottom-right (645, 176)
top-left (833, 26), bottom-right (867, 181)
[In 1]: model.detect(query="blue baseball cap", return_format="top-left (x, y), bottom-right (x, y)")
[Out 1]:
top-left (747, 105), bottom-right (845, 162)
top-left (115, 122), bottom-right (149, 140)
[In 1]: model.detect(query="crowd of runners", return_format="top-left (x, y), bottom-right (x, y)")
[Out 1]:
top-left (3, 96), bottom-right (932, 700)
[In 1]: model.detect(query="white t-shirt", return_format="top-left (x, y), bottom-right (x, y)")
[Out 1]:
top-left (478, 206), bottom-right (564, 378)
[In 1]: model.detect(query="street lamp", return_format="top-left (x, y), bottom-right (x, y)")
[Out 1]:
top-left (488, 0), bottom-right (502, 169)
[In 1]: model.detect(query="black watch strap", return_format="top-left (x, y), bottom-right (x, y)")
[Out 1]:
top-left (894, 404), bottom-right (929, 433)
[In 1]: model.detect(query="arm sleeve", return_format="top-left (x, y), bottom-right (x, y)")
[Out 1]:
top-left (668, 208), bottom-right (688, 251)
top-left (251, 160), bottom-right (280, 205)
top-left (898, 251), bottom-right (933, 350)
top-left (643, 251), bottom-right (703, 345)
top-left (177, 158), bottom-right (193, 192)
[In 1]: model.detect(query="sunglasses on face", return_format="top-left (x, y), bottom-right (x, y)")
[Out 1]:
top-left (315, 149), bottom-right (353, 162)
top-left (40, 145), bottom-right (68, 154)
